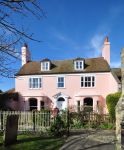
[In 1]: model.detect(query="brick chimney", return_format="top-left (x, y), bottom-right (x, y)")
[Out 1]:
top-left (102, 36), bottom-right (110, 65)
top-left (21, 43), bottom-right (31, 66)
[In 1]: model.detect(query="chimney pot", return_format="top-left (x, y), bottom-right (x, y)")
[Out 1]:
top-left (104, 36), bottom-right (109, 43)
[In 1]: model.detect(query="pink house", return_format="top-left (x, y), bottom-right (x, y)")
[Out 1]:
top-left (15, 37), bottom-right (121, 113)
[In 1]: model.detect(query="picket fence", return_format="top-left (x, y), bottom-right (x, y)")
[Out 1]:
top-left (0, 111), bottom-right (114, 132)
top-left (0, 111), bottom-right (53, 132)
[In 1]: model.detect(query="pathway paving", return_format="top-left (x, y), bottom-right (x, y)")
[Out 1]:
top-left (60, 129), bottom-right (118, 150)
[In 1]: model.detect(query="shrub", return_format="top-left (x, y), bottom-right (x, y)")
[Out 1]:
top-left (99, 123), bottom-right (115, 129)
top-left (49, 115), bottom-right (67, 137)
top-left (106, 92), bottom-right (121, 120)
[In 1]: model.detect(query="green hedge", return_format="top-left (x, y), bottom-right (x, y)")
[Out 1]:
top-left (106, 92), bottom-right (121, 120)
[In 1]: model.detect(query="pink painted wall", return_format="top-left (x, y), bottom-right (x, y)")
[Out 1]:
top-left (15, 72), bottom-right (119, 113)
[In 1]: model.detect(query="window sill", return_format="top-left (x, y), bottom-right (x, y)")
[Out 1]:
top-left (57, 87), bottom-right (66, 89)
top-left (29, 88), bottom-right (42, 90)
top-left (80, 86), bottom-right (96, 89)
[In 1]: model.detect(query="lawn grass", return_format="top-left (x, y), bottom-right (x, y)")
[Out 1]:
top-left (0, 134), bottom-right (65, 150)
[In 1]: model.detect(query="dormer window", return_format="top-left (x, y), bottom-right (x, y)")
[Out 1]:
top-left (41, 62), bottom-right (49, 71)
top-left (41, 58), bottom-right (50, 71)
top-left (74, 60), bottom-right (84, 70)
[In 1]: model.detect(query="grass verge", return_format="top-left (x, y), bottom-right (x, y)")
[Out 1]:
top-left (0, 134), bottom-right (65, 150)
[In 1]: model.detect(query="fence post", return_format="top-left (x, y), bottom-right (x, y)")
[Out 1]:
top-left (67, 109), bottom-right (70, 136)
top-left (0, 112), bottom-right (3, 131)
top-left (33, 111), bottom-right (35, 131)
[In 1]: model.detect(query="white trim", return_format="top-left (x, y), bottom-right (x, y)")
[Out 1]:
top-left (53, 92), bottom-right (69, 98)
top-left (80, 75), bottom-right (96, 88)
top-left (29, 77), bottom-right (42, 89)
top-left (17, 72), bottom-right (111, 78)
top-left (53, 92), bottom-right (69, 110)
top-left (75, 94), bottom-right (100, 97)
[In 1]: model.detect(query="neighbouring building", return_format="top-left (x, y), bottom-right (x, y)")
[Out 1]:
top-left (14, 37), bottom-right (121, 113)
top-left (0, 88), bottom-right (21, 110)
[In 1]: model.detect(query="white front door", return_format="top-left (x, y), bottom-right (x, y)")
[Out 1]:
top-left (57, 97), bottom-right (65, 110)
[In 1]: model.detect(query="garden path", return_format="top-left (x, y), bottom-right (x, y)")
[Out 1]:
top-left (60, 130), bottom-right (118, 150)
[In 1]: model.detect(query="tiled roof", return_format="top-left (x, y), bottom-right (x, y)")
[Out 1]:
top-left (111, 68), bottom-right (121, 82)
top-left (16, 57), bottom-right (111, 76)
top-left (111, 68), bottom-right (121, 77)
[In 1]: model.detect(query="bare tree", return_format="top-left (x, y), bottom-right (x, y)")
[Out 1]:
top-left (0, 0), bottom-right (44, 77)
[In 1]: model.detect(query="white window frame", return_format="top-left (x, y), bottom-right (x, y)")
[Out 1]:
top-left (74, 60), bottom-right (84, 70)
top-left (81, 75), bottom-right (95, 88)
top-left (41, 61), bottom-right (50, 71)
top-left (29, 77), bottom-right (42, 89)
top-left (57, 76), bottom-right (65, 88)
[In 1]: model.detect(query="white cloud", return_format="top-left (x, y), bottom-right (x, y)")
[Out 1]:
top-left (90, 34), bottom-right (104, 50)
top-left (90, 34), bottom-right (105, 57)
top-left (84, 34), bottom-right (105, 58)
top-left (85, 5), bottom-right (124, 58)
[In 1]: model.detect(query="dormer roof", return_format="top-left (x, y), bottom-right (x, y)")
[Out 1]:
top-left (40, 58), bottom-right (51, 62)
top-left (74, 57), bottom-right (84, 61)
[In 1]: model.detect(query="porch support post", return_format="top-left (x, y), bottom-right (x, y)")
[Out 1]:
top-left (37, 99), bottom-right (41, 111)
top-left (82, 98), bottom-right (84, 110)
top-left (93, 97), bottom-right (97, 112)
top-left (64, 97), bottom-right (68, 110)
top-left (53, 98), bottom-right (57, 108)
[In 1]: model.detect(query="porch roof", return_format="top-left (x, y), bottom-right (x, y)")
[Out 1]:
top-left (75, 94), bottom-right (102, 97)
top-left (53, 92), bottom-right (69, 99)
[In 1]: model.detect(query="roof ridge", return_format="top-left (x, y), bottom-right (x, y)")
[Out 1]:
top-left (31, 57), bottom-right (104, 62)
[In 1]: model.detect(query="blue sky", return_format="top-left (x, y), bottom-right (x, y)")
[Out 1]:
top-left (1, 0), bottom-right (124, 91)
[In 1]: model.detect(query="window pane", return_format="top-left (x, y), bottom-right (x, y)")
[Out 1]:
top-left (61, 77), bottom-right (64, 82)
top-left (85, 82), bottom-right (87, 87)
top-left (81, 77), bottom-right (84, 87)
top-left (58, 77), bottom-right (64, 87)
top-left (92, 82), bottom-right (95, 87)
top-left (42, 63), bottom-right (45, 70)
top-left (88, 77), bottom-right (91, 81)
top-left (46, 63), bottom-right (48, 70)
top-left (88, 82), bottom-right (91, 87)
top-left (80, 62), bottom-right (82, 68)
top-left (58, 83), bottom-right (63, 87)
top-left (81, 82), bottom-right (83, 87)
top-left (81, 77), bottom-right (83, 81)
